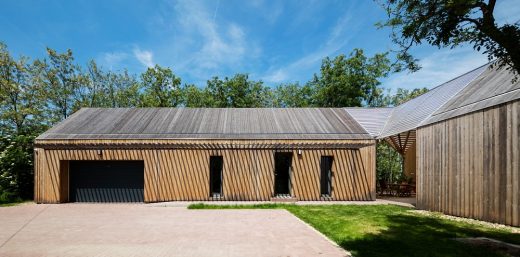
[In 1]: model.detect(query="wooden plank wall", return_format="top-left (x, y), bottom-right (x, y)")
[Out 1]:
top-left (34, 145), bottom-right (376, 203)
top-left (417, 100), bottom-right (519, 226)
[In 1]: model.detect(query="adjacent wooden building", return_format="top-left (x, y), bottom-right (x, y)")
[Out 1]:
top-left (375, 63), bottom-right (520, 227)
top-left (415, 66), bottom-right (520, 226)
top-left (34, 108), bottom-right (376, 203)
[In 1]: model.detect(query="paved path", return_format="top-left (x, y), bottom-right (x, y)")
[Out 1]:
top-left (151, 198), bottom-right (416, 208)
top-left (0, 204), bottom-right (349, 257)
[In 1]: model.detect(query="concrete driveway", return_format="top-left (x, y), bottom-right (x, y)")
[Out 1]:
top-left (0, 204), bottom-right (348, 257)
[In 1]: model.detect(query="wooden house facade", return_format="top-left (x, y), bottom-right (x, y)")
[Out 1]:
top-left (375, 64), bottom-right (520, 226)
top-left (34, 108), bottom-right (376, 203)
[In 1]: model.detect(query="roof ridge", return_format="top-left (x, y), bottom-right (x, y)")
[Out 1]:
top-left (342, 109), bottom-right (371, 136)
top-left (377, 62), bottom-right (491, 138)
top-left (377, 107), bottom-right (396, 139)
top-left (417, 63), bottom-right (490, 128)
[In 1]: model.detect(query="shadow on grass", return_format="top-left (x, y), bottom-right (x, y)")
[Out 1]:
top-left (337, 213), bottom-right (519, 257)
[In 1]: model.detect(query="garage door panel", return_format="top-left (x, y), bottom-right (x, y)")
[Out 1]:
top-left (70, 161), bottom-right (144, 202)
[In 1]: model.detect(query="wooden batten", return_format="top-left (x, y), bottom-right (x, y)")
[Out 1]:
top-left (34, 140), bottom-right (376, 203)
top-left (417, 99), bottom-right (520, 227)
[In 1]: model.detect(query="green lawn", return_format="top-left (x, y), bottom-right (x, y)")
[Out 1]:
top-left (188, 203), bottom-right (519, 257)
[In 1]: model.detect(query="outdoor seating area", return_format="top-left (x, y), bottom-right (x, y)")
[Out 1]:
top-left (377, 181), bottom-right (416, 197)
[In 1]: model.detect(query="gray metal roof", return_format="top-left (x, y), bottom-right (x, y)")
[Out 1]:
top-left (378, 64), bottom-right (489, 138)
top-left (36, 63), bottom-right (520, 142)
top-left (37, 108), bottom-right (372, 140)
top-left (344, 108), bottom-right (393, 137)
top-left (423, 65), bottom-right (520, 125)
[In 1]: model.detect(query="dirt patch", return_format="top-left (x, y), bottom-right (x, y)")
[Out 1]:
top-left (455, 237), bottom-right (520, 257)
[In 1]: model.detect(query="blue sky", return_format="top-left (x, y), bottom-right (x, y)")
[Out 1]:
top-left (1, 0), bottom-right (519, 91)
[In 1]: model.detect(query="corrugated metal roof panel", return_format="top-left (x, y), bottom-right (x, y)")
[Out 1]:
top-left (378, 63), bottom-right (489, 138)
top-left (424, 65), bottom-right (520, 125)
top-left (344, 108), bottom-right (393, 137)
top-left (37, 108), bottom-right (372, 140)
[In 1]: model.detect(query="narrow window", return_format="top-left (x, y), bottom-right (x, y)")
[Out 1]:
top-left (209, 156), bottom-right (223, 198)
top-left (320, 156), bottom-right (333, 197)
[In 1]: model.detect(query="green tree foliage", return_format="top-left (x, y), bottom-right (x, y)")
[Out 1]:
top-left (272, 83), bottom-right (314, 107)
top-left (205, 74), bottom-right (272, 108)
top-left (380, 0), bottom-right (520, 76)
top-left (182, 84), bottom-right (213, 107)
top-left (312, 49), bottom-right (391, 107)
top-left (0, 44), bottom-right (41, 203)
top-left (0, 134), bottom-right (35, 202)
top-left (376, 141), bottom-right (403, 184)
top-left (32, 48), bottom-right (84, 124)
top-left (0, 43), bottom-right (44, 135)
top-left (106, 70), bottom-right (142, 108)
top-left (140, 65), bottom-right (182, 107)
top-left (387, 87), bottom-right (429, 106)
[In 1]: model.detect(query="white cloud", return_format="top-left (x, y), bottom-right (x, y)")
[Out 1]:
top-left (100, 52), bottom-right (128, 69)
top-left (382, 47), bottom-right (488, 91)
top-left (177, 2), bottom-right (249, 65)
top-left (133, 48), bottom-right (154, 68)
top-left (262, 69), bottom-right (288, 83)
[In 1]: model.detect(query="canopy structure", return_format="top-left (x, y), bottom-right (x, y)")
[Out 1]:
top-left (384, 130), bottom-right (416, 155)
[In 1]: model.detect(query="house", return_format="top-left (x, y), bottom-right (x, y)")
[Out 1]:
top-left (34, 63), bottom-right (520, 226)
top-left (34, 108), bottom-right (377, 203)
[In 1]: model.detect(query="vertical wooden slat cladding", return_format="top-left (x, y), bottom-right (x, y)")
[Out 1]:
top-left (417, 99), bottom-right (520, 227)
top-left (34, 143), bottom-right (376, 203)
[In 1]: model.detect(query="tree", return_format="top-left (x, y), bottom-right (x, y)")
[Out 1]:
top-left (140, 65), bottom-right (182, 107)
top-left (380, 0), bottom-right (520, 75)
top-left (182, 84), bottom-right (214, 107)
top-left (106, 70), bottom-right (142, 108)
top-left (376, 140), bottom-right (402, 184)
top-left (74, 60), bottom-right (107, 109)
top-left (272, 83), bottom-right (314, 107)
top-left (0, 43), bottom-right (44, 135)
top-left (0, 134), bottom-right (35, 202)
top-left (387, 87), bottom-right (429, 106)
top-left (206, 74), bottom-right (272, 108)
top-left (312, 49), bottom-right (391, 107)
top-left (32, 48), bottom-right (83, 124)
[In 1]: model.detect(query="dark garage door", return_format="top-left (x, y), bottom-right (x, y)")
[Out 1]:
top-left (70, 161), bottom-right (144, 202)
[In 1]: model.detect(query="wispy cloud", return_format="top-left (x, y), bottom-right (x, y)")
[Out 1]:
top-left (133, 48), bottom-right (154, 68)
top-left (100, 52), bottom-right (128, 69)
top-left (154, 1), bottom-right (260, 80)
top-left (382, 46), bottom-right (488, 91)
top-left (261, 8), bottom-right (358, 83)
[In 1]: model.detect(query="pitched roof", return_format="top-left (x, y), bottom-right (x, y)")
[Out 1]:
top-left (423, 65), bottom-right (520, 125)
top-left (37, 108), bottom-right (372, 140)
top-left (344, 108), bottom-right (393, 137)
top-left (36, 63), bottom-right (520, 142)
top-left (378, 63), bottom-right (489, 138)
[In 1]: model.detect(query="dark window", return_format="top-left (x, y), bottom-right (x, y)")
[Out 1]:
top-left (209, 156), bottom-right (223, 197)
top-left (320, 156), bottom-right (333, 196)
top-left (274, 152), bottom-right (293, 196)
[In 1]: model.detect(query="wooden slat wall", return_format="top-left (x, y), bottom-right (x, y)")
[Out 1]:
top-left (34, 144), bottom-right (376, 203)
top-left (417, 100), bottom-right (520, 226)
